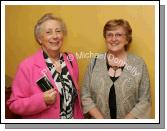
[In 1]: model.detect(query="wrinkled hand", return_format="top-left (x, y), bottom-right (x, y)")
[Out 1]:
top-left (43, 89), bottom-right (57, 105)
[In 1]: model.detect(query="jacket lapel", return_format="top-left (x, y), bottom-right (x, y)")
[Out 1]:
top-left (63, 53), bottom-right (80, 91)
top-left (33, 49), bottom-right (59, 93)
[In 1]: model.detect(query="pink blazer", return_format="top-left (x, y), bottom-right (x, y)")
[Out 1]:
top-left (7, 49), bottom-right (84, 119)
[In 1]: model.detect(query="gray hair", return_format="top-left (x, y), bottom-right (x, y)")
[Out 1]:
top-left (34, 13), bottom-right (67, 44)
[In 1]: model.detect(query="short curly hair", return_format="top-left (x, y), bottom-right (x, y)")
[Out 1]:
top-left (103, 19), bottom-right (132, 50)
top-left (34, 13), bottom-right (67, 44)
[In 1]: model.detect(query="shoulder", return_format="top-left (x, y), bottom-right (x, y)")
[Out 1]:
top-left (63, 52), bottom-right (77, 60)
top-left (64, 52), bottom-right (76, 58)
top-left (127, 53), bottom-right (146, 66)
top-left (19, 50), bottom-right (42, 69)
top-left (86, 53), bottom-right (106, 71)
top-left (89, 53), bottom-right (106, 64)
top-left (63, 51), bottom-right (74, 56)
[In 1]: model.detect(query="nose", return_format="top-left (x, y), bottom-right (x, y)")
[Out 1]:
top-left (111, 35), bottom-right (117, 41)
top-left (52, 32), bottom-right (59, 39)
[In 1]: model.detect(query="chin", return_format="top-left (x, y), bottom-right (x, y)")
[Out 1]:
top-left (48, 47), bottom-right (61, 52)
top-left (52, 48), bottom-right (61, 52)
top-left (109, 48), bottom-right (119, 52)
top-left (109, 46), bottom-right (125, 52)
top-left (51, 44), bottom-right (62, 49)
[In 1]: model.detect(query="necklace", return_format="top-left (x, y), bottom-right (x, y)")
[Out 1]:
top-left (108, 66), bottom-right (123, 77)
top-left (110, 66), bottom-right (120, 71)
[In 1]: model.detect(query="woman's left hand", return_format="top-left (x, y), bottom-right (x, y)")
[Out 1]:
top-left (124, 113), bottom-right (136, 119)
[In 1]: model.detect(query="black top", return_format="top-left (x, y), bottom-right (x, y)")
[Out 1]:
top-left (106, 60), bottom-right (124, 119)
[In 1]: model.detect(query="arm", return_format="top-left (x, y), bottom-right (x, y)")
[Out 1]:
top-left (88, 107), bottom-right (104, 119)
top-left (124, 112), bottom-right (136, 119)
top-left (7, 64), bottom-right (49, 116)
top-left (81, 59), bottom-right (103, 119)
top-left (126, 60), bottom-right (151, 119)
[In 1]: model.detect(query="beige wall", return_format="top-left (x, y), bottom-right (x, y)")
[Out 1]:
top-left (5, 5), bottom-right (155, 118)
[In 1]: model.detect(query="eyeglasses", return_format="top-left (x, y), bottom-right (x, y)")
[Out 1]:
top-left (106, 33), bottom-right (126, 39)
top-left (45, 29), bottom-right (63, 35)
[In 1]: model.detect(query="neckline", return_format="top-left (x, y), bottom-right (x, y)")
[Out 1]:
top-left (106, 52), bottom-right (127, 68)
top-left (106, 53), bottom-right (126, 71)
top-left (104, 52), bottom-right (130, 85)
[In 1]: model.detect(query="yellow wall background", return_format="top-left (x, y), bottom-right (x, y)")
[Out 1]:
top-left (5, 5), bottom-right (155, 118)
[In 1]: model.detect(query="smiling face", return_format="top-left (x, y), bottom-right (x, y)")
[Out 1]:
top-left (105, 26), bottom-right (128, 53)
top-left (38, 19), bottom-right (64, 53)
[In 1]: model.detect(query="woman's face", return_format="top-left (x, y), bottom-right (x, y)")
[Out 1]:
top-left (39, 19), bottom-right (64, 53)
top-left (105, 26), bottom-right (128, 53)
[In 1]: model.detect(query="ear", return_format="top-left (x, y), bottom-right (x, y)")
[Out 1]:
top-left (125, 39), bottom-right (129, 45)
top-left (39, 39), bottom-right (42, 44)
top-left (37, 36), bottom-right (42, 44)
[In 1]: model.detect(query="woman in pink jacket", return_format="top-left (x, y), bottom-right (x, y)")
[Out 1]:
top-left (7, 13), bottom-right (83, 119)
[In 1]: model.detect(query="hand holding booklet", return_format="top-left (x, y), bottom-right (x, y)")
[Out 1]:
top-left (36, 76), bottom-right (54, 92)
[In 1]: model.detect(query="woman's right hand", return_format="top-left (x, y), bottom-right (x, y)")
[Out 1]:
top-left (89, 107), bottom-right (104, 119)
top-left (43, 88), bottom-right (57, 105)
